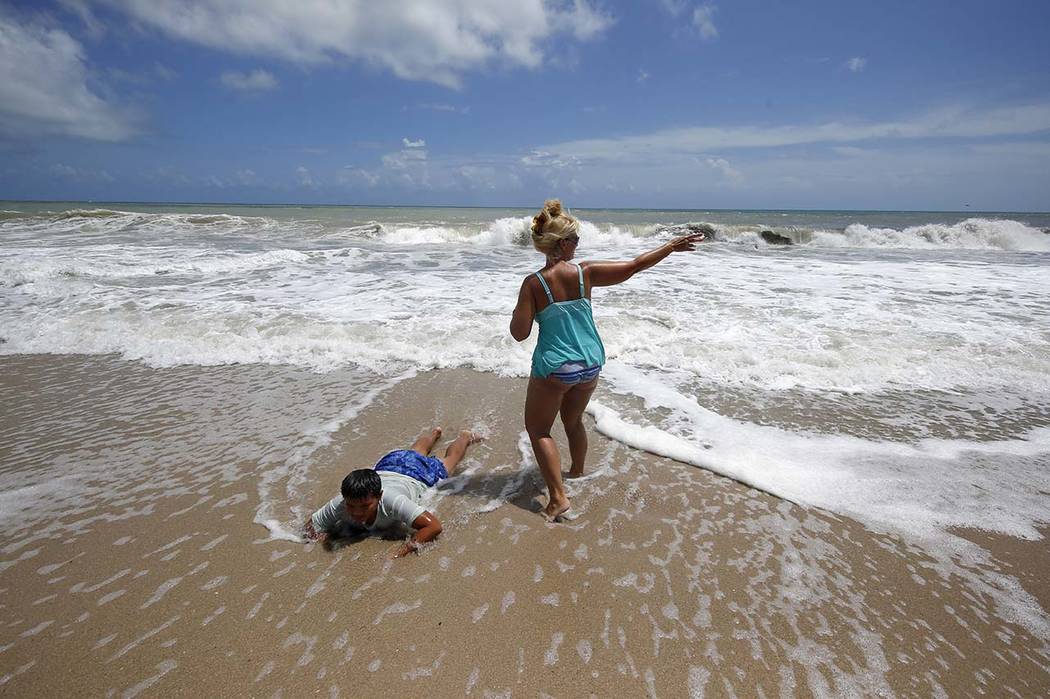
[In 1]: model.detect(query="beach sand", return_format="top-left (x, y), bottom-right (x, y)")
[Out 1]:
top-left (1, 358), bottom-right (1048, 696)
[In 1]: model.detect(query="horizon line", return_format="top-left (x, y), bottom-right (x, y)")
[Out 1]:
top-left (2, 198), bottom-right (1047, 216)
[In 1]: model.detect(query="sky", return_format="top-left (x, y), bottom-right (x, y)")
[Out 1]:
top-left (1, 0), bottom-right (1049, 210)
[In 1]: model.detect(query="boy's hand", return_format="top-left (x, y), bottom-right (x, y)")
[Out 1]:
top-left (389, 511), bottom-right (443, 559)
top-left (303, 521), bottom-right (328, 543)
top-left (390, 541), bottom-right (419, 559)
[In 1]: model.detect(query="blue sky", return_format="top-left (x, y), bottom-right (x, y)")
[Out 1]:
top-left (1, 0), bottom-right (1048, 210)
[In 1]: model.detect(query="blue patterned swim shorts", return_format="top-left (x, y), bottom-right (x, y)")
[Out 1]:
top-left (374, 449), bottom-right (448, 487)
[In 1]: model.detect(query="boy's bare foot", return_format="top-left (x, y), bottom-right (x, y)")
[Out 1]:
top-left (411, 426), bottom-right (443, 456)
top-left (440, 429), bottom-right (484, 475)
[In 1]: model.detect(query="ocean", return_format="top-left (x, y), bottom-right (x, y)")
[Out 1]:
top-left (2, 202), bottom-right (1048, 546)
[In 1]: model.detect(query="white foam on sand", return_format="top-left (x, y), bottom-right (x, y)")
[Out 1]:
top-left (592, 364), bottom-right (1050, 544)
top-left (253, 370), bottom-right (415, 543)
top-left (588, 365), bottom-right (1050, 644)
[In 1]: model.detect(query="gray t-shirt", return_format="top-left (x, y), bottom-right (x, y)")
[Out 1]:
top-left (311, 471), bottom-right (428, 533)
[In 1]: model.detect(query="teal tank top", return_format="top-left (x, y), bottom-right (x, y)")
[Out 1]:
top-left (531, 264), bottom-right (607, 378)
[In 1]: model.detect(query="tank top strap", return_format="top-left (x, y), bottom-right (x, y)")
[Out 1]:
top-left (533, 271), bottom-right (555, 304)
top-left (576, 264), bottom-right (585, 299)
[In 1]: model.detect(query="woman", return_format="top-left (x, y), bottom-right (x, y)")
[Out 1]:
top-left (510, 200), bottom-right (704, 521)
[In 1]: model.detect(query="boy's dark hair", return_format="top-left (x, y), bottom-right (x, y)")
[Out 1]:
top-left (341, 469), bottom-right (382, 500)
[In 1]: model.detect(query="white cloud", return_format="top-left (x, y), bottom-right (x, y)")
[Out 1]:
top-left (110, 62), bottom-right (177, 85)
top-left (154, 63), bottom-right (177, 81)
top-left (50, 162), bottom-right (114, 181)
top-left (555, 0), bottom-right (614, 39)
top-left (692, 4), bottom-right (718, 40)
top-left (968, 141), bottom-right (1050, 157)
top-left (379, 142), bottom-right (431, 187)
top-left (847, 57), bottom-right (867, 73)
top-left (704, 156), bottom-right (742, 183)
top-left (834, 146), bottom-right (875, 157)
top-left (637, 69), bottom-right (649, 83)
top-left (295, 165), bottom-right (316, 188)
top-left (418, 103), bottom-right (469, 114)
top-left (520, 149), bottom-right (581, 169)
top-left (511, 112), bottom-right (1050, 208)
top-left (221, 69), bottom-right (278, 92)
top-left (534, 103), bottom-right (1050, 164)
top-left (339, 166), bottom-right (380, 188)
top-left (0, 11), bottom-right (136, 141)
top-left (144, 166), bottom-right (192, 186)
top-left (338, 143), bottom-right (528, 193)
top-left (59, 0), bottom-right (107, 39)
top-left (383, 147), bottom-right (427, 168)
top-left (659, 0), bottom-right (689, 16)
top-left (103, 0), bottom-right (614, 88)
top-left (456, 164), bottom-right (511, 190)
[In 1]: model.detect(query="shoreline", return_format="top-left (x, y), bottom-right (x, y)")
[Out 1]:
top-left (1, 358), bottom-right (1048, 695)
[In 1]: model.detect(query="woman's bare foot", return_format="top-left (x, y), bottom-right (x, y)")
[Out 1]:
top-left (566, 466), bottom-right (585, 479)
top-left (543, 496), bottom-right (572, 521)
top-left (461, 429), bottom-right (484, 445)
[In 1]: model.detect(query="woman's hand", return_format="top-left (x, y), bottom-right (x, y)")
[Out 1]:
top-left (668, 232), bottom-right (705, 251)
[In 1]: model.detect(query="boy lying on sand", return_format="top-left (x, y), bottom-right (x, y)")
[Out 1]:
top-left (304, 427), bottom-right (482, 558)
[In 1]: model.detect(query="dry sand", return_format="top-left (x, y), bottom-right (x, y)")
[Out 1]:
top-left (1, 364), bottom-right (1048, 696)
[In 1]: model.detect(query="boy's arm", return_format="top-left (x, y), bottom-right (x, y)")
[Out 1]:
top-left (303, 519), bottom-right (328, 543)
top-left (392, 511), bottom-right (443, 558)
top-left (304, 496), bottom-right (342, 542)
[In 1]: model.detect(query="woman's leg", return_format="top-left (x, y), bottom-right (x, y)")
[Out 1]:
top-left (439, 430), bottom-right (483, 476)
top-left (524, 375), bottom-right (572, 517)
top-left (560, 377), bottom-right (599, 478)
top-left (410, 426), bottom-right (443, 456)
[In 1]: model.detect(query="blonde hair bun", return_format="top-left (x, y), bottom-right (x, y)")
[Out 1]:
top-left (530, 198), bottom-right (579, 256)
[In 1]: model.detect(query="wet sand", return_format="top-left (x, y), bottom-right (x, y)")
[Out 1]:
top-left (1, 359), bottom-right (1048, 696)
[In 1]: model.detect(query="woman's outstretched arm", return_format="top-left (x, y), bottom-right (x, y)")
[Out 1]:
top-left (587, 233), bottom-right (704, 287)
top-left (510, 277), bottom-right (537, 341)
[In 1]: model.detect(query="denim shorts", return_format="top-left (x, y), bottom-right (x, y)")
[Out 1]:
top-left (550, 361), bottom-right (601, 385)
top-left (374, 449), bottom-right (448, 487)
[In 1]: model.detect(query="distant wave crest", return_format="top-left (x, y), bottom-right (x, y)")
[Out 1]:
top-left (822, 218), bottom-right (1050, 251)
top-left (7, 208), bottom-right (284, 234)
top-left (667, 218), bottom-right (1050, 252)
